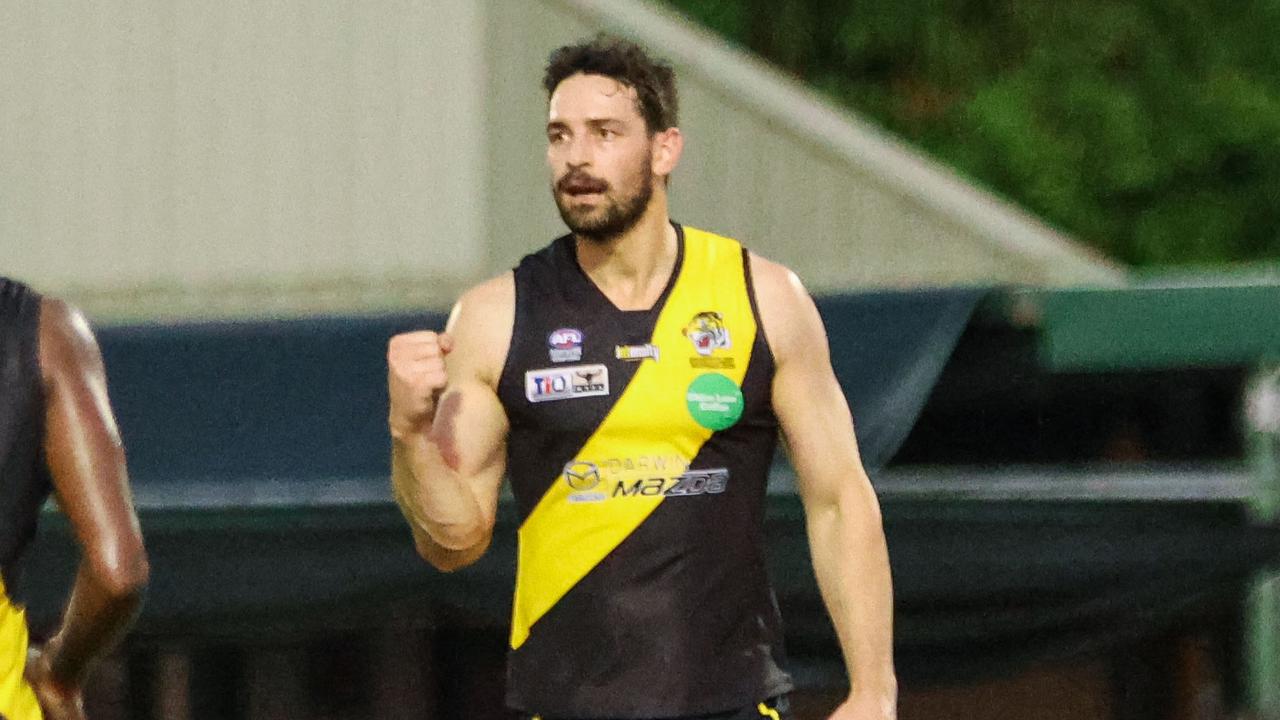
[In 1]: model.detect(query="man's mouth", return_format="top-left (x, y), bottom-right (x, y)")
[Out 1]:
top-left (560, 175), bottom-right (609, 196)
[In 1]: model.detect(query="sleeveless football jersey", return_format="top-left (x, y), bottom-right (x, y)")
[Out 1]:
top-left (496, 224), bottom-right (793, 717)
top-left (0, 277), bottom-right (51, 720)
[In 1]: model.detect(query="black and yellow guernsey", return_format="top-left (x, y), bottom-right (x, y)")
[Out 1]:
top-left (497, 224), bottom-right (793, 718)
top-left (0, 278), bottom-right (51, 720)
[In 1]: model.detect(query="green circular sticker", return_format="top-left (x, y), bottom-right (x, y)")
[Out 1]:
top-left (686, 373), bottom-right (745, 430)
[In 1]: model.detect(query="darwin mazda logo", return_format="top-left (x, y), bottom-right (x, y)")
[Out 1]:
top-left (563, 461), bottom-right (601, 491)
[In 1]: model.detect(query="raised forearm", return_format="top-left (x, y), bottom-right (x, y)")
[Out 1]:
top-left (807, 486), bottom-right (897, 713)
top-left (391, 433), bottom-right (489, 552)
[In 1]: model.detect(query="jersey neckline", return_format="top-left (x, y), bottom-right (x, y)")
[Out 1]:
top-left (558, 222), bottom-right (686, 316)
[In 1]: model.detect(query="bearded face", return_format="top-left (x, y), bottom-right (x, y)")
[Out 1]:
top-left (546, 73), bottom-right (664, 243)
top-left (552, 148), bottom-right (655, 243)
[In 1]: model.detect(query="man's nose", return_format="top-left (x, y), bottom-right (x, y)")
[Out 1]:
top-left (565, 134), bottom-right (593, 166)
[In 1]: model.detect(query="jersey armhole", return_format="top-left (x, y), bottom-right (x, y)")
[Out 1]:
top-left (29, 292), bottom-right (51, 476)
top-left (742, 248), bottom-right (776, 368)
top-left (17, 286), bottom-right (49, 458)
top-left (495, 269), bottom-right (526, 393)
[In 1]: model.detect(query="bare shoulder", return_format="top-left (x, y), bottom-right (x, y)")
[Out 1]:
top-left (38, 296), bottom-right (105, 383)
top-left (445, 272), bottom-right (515, 386)
top-left (748, 252), bottom-right (823, 364)
top-left (453, 272), bottom-right (515, 315)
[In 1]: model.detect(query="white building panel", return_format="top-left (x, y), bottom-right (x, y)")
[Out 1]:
top-left (0, 0), bottom-right (1121, 321)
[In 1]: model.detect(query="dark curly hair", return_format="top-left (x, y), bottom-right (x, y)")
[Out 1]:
top-left (543, 35), bottom-right (678, 134)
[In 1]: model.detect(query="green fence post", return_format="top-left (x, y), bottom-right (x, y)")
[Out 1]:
top-left (1246, 364), bottom-right (1280, 717)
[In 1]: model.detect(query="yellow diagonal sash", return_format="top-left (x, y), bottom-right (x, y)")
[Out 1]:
top-left (0, 579), bottom-right (42, 720)
top-left (510, 228), bottom-right (757, 649)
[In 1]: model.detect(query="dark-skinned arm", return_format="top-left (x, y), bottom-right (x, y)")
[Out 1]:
top-left (25, 298), bottom-right (149, 719)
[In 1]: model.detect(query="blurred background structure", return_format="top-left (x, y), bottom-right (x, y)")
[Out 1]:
top-left (3, 1), bottom-right (1280, 719)
top-left (2, 0), bottom-right (1119, 323)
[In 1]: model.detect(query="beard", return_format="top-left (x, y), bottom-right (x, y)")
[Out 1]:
top-left (553, 163), bottom-right (655, 243)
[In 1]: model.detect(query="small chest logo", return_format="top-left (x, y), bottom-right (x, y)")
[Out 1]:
top-left (615, 343), bottom-right (660, 362)
top-left (563, 460), bottom-right (601, 491)
top-left (684, 311), bottom-right (734, 368)
top-left (525, 364), bottom-right (609, 403)
top-left (547, 328), bottom-right (584, 363)
top-left (563, 460), bottom-right (607, 503)
top-left (684, 312), bottom-right (730, 355)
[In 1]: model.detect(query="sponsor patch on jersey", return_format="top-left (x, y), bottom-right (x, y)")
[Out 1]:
top-left (561, 458), bottom-right (729, 504)
top-left (686, 372), bottom-right (745, 430)
top-left (525, 364), bottom-right (609, 403)
top-left (684, 311), bottom-right (734, 368)
top-left (610, 468), bottom-right (730, 499)
top-left (615, 343), bottom-right (660, 362)
top-left (562, 460), bottom-right (607, 503)
top-left (547, 328), bottom-right (584, 363)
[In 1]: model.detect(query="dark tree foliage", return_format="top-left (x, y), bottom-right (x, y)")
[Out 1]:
top-left (666, 0), bottom-right (1280, 266)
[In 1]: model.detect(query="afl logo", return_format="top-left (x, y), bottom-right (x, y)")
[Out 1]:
top-left (548, 328), bottom-right (584, 362)
top-left (563, 460), bottom-right (601, 491)
top-left (549, 328), bottom-right (583, 348)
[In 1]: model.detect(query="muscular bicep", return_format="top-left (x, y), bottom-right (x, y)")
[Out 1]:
top-left (754, 256), bottom-right (869, 506)
top-left (424, 378), bottom-right (509, 513)
top-left (39, 300), bottom-right (146, 584)
top-left (772, 321), bottom-right (866, 505)
top-left (422, 273), bottom-right (515, 518)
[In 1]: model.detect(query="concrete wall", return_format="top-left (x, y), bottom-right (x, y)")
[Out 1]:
top-left (1, 0), bottom-right (485, 320)
top-left (1, 0), bottom-right (1122, 323)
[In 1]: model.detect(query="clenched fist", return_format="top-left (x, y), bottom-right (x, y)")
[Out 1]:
top-left (387, 330), bottom-right (454, 440)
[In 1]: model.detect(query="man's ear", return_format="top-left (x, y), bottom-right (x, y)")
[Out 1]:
top-left (651, 127), bottom-right (683, 179)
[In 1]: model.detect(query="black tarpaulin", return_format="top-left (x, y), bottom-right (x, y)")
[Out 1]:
top-left (816, 288), bottom-right (988, 470)
top-left (16, 287), bottom-right (1280, 687)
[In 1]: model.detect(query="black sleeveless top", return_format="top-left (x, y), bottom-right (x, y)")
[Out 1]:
top-left (0, 278), bottom-right (52, 592)
top-left (496, 225), bottom-right (793, 717)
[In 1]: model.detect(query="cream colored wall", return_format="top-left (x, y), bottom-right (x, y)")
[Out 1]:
top-left (479, 0), bottom-right (590, 276)
top-left (1, 0), bottom-right (1121, 323)
top-left (1, 0), bottom-right (486, 320)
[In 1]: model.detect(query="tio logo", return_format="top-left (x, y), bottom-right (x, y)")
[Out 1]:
top-left (531, 375), bottom-right (569, 395)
